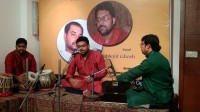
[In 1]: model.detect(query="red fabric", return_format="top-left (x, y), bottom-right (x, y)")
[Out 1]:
top-left (61, 50), bottom-right (107, 93)
top-left (92, 28), bottom-right (127, 46)
top-left (5, 50), bottom-right (37, 76)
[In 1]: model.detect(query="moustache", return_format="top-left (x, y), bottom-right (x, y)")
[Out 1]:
top-left (18, 50), bottom-right (26, 55)
top-left (99, 25), bottom-right (106, 29)
top-left (72, 42), bottom-right (76, 45)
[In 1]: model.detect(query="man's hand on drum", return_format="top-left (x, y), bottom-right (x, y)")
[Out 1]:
top-left (68, 78), bottom-right (81, 88)
top-left (16, 73), bottom-right (26, 84)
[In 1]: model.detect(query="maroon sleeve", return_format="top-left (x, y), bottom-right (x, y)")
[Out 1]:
top-left (65, 58), bottom-right (76, 79)
top-left (5, 53), bottom-right (14, 74)
top-left (95, 53), bottom-right (107, 79)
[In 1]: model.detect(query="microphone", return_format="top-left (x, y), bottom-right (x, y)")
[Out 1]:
top-left (72, 50), bottom-right (80, 55)
top-left (108, 59), bottom-right (116, 76)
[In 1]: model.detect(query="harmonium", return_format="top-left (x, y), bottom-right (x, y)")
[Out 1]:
top-left (100, 78), bottom-right (142, 103)
top-left (101, 59), bottom-right (142, 103)
top-left (100, 81), bottom-right (131, 103)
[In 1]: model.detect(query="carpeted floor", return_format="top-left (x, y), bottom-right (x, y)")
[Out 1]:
top-left (0, 88), bottom-right (169, 112)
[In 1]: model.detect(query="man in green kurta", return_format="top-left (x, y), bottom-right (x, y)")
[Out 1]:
top-left (102, 34), bottom-right (174, 109)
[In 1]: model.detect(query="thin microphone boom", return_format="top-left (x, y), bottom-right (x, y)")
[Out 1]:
top-left (39, 64), bottom-right (46, 74)
top-left (109, 60), bottom-right (116, 76)
top-left (94, 67), bottom-right (109, 76)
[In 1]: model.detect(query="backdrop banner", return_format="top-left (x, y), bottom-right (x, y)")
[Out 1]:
top-left (39, 0), bottom-right (170, 74)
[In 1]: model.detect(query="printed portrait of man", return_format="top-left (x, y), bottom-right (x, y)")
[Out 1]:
top-left (64, 21), bottom-right (83, 54)
top-left (87, 1), bottom-right (133, 46)
top-left (57, 19), bottom-right (102, 62)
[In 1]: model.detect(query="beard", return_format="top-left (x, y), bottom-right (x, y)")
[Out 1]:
top-left (18, 50), bottom-right (26, 55)
top-left (80, 50), bottom-right (88, 57)
top-left (67, 42), bottom-right (77, 51)
top-left (97, 25), bottom-right (114, 36)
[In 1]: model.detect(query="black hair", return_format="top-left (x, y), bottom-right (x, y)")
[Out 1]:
top-left (16, 38), bottom-right (27, 45)
top-left (76, 36), bottom-right (89, 45)
top-left (95, 1), bottom-right (116, 18)
top-left (64, 21), bottom-right (83, 34)
top-left (141, 34), bottom-right (161, 52)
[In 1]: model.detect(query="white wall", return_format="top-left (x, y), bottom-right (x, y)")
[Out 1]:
top-left (24, 0), bottom-right (40, 70)
top-left (0, 0), bottom-right (180, 94)
top-left (172, 0), bottom-right (180, 94)
top-left (0, 0), bottom-right (20, 72)
top-left (0, 0), bottom-right (40, 72)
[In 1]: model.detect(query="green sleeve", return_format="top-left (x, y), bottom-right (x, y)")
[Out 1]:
top-left (116, 59), bottom-right (151, 82)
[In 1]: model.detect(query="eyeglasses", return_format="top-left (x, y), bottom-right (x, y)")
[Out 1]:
top-left (77, 44), bottom-right (88, 48)
top-left (140, 43), bottom-right (145, 46)
top-left (95, 16), bottom-right (110, 23)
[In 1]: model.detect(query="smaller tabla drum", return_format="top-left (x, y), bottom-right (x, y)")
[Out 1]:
top-left (39, 69), bottom-right (57, 91)
top-left (0, 73), bottom-right (14, 97)
top-left (19, 71), bottom-right (38, 93)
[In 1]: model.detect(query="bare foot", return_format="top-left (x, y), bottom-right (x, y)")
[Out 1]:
top-left (83, 89), bottom-right (91, 96)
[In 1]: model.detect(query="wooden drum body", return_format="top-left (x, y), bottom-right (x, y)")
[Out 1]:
top-left (19, 71), bottom-right (38, 93)
top-left (0, 74), bottom-right (14, 96)
top-left (39, 69), bottom-right (57, 91)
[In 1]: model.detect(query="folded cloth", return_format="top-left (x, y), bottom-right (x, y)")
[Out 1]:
top-left (65, 87), bottom-right (83, 94)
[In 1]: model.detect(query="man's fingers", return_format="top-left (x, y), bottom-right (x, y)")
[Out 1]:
top-left (84, 76), bottom-right (92, 82)
top-left (71, 80), bottom-right (81, 88)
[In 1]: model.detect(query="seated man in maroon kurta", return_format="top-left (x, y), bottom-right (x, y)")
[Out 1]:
top-left (61, 36), bottom-right (107, 96)
top-left (5, 38), bottom-right (37, 92)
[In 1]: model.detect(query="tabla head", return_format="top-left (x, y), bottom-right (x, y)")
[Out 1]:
top-left (28, 71), bottom-right (38, 81)
top-left (41, 69), bottom-right (53, 76)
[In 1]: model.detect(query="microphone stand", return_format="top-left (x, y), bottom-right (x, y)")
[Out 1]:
top-left (48, 63), bottom-right (68, 96)
top-left (17, 64), bottom-right (45, 112)
top-left (87, 67), bottom-right (110, 99)
top-left (48, 53), bottom-right (74, 96)
top-left (48, 53), bottom-right (75, 112)
top-left (107, 60), bottom-right (118, 86)
top-left (25, 58), bottom-right (29, 112)
top-left (109, 59), bottom-right (116, 76)
top-left (58, 60), bottom-right (61, 112)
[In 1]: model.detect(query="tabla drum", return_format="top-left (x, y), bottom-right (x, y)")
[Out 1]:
top-left (39, 69), bottom-right (57, 91)
top-left (19, 71), bottom-right (38, 93)
top-left (0, 73), bottom-right (14, 97)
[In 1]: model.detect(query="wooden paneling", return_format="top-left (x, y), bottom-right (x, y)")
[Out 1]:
top-left (183, 75), bottom-right (200, 112)
top-left (184, 35), bottom-right (200, 74)
top-left (185, 0), bottom-right (200, 34)
top-left (180, 0), bottom-right (200, 111)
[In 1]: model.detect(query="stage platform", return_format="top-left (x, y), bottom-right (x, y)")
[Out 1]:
top-left (0, 88), bottom-right (169, 112)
